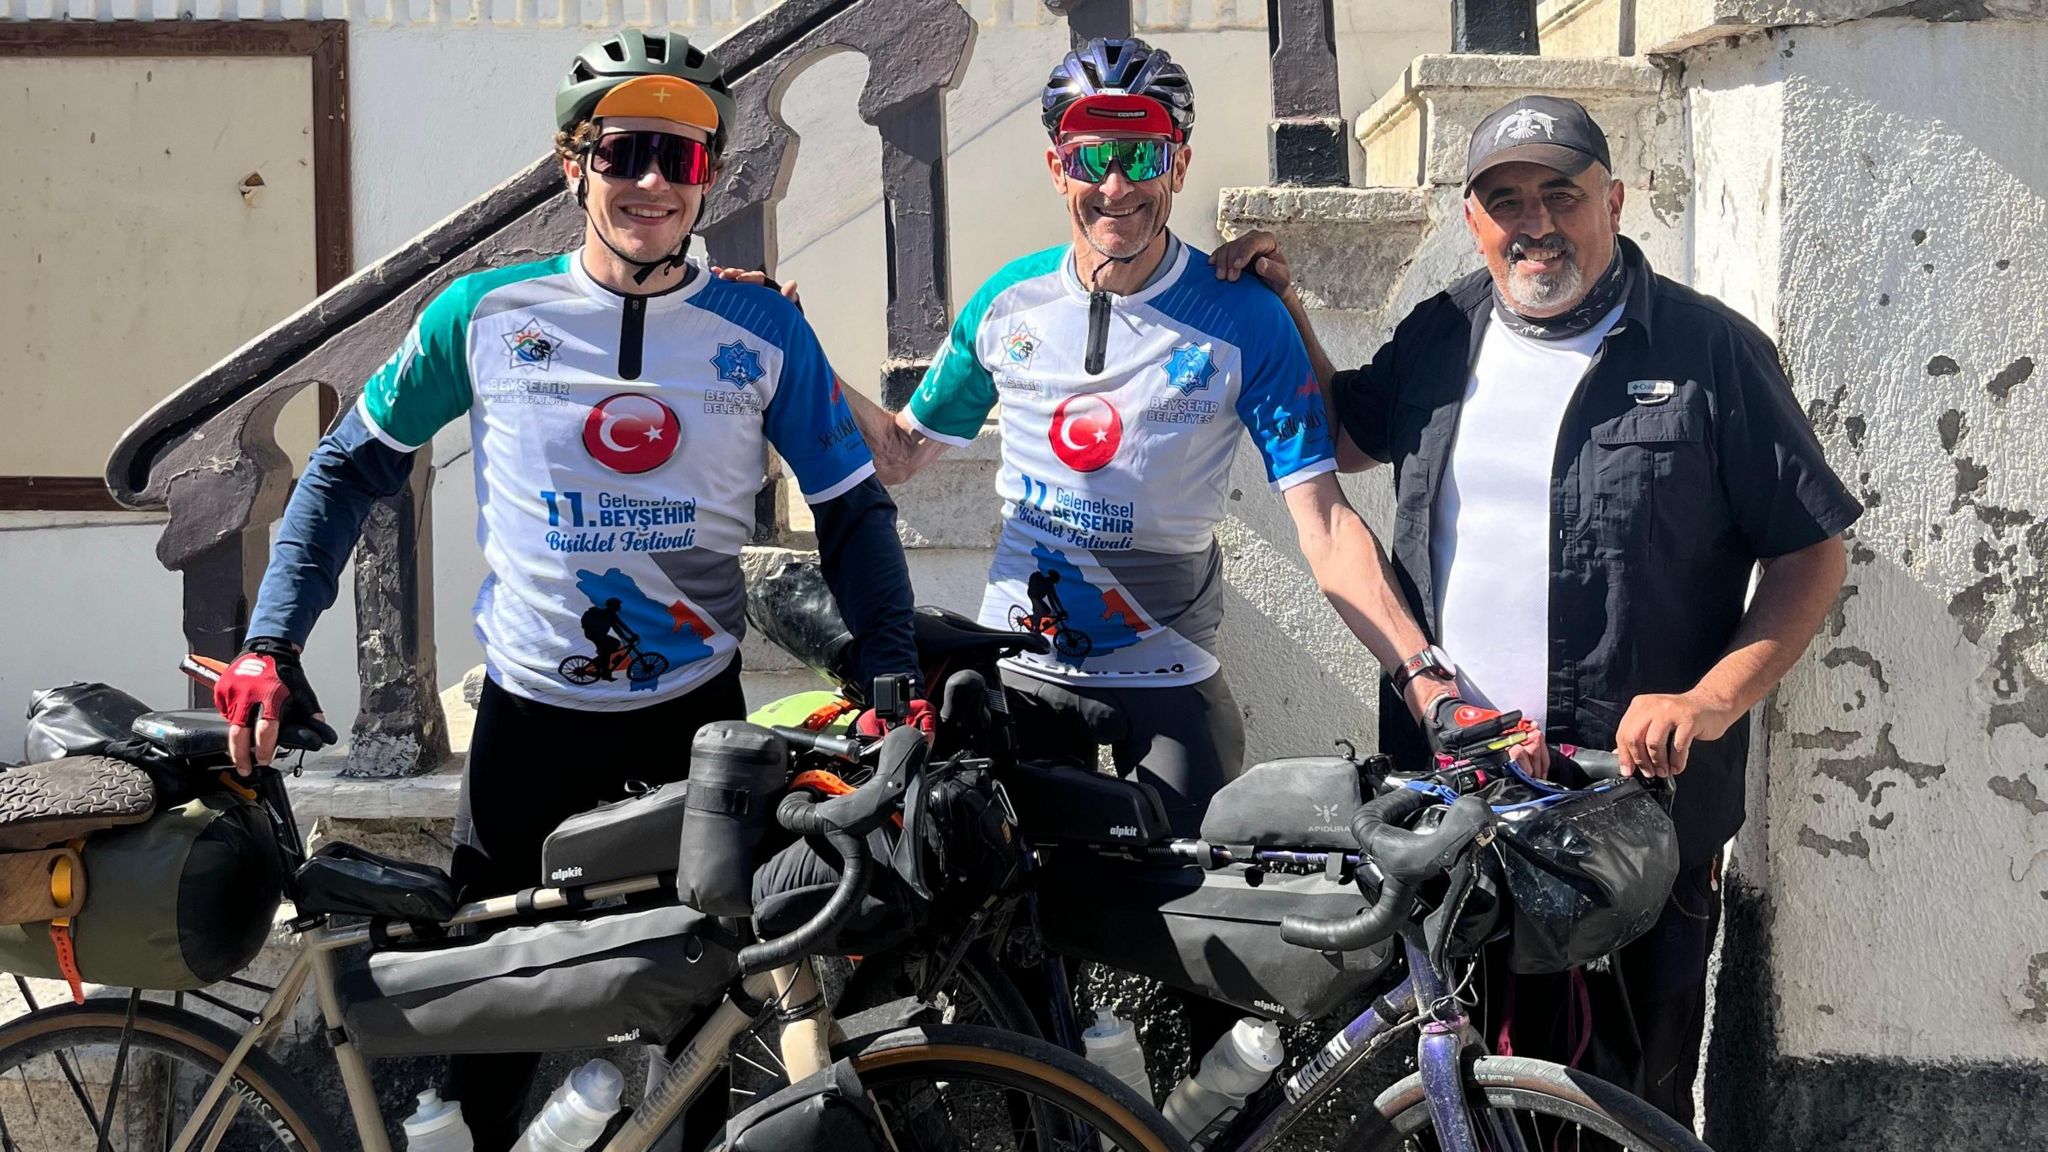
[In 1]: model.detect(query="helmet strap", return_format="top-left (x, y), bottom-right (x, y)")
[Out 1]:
top-left (575, 169), bottom-right (700, 288)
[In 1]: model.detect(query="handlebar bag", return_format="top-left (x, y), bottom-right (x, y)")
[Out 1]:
top-left (0, 792), bottom-right (285, 989)
top-left (726, 1058), bottom-right (885, 1152)
top-left (1036, 858), bottom-right (1396, 1025)
top-left (676, 722), bottom-right (790, 917)
top-left (749, 830), bottom-right (921, 957)
top-left (1490, 777), bottom-right (1680, 974)
top-left (337, 902), bottom-right (741, 1057)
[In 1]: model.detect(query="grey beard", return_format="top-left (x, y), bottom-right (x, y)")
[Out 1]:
top-left (1505, 258), bottom-right (1586, 312)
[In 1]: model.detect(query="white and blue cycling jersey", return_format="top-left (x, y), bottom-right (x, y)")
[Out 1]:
top-left (250, 254), bottom-right (908, 710)
top-left (908, 237), bottom-right (1335, 687)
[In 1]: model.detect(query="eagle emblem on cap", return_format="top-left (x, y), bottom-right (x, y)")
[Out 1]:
top-left (1496, 108), bottom-right (1559, 142)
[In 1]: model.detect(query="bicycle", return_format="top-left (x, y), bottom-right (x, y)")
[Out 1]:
top-left (558, 636), bottom-right (670, 685)
top-left (0, 670), bottom-right (1189, 1152)
top-left (743, 574), bottom-right (1715, 1152)
top-left (1006, 604), bottom-right (1094, 659)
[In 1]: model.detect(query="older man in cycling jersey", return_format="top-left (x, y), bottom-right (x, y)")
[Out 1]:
top-left (833, 38), bottom-right (1529, 837)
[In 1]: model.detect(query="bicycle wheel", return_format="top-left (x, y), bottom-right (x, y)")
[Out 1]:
top-left (0, 997), bottom-right (342, 1152)
top-left (837, 945), bottom-right (1042, 1037)
top-left (727, 948), bottom-right (1039, 1116)
top-left (1055, 628), bottom-right (1092, 658)
top-left (1007, 605), bottom-right (1034, 632)
top-left (725, 1023), bottom-right (1189, 1152)
top-left (629, 651), bottom-right (670, 681)
top-left (559, 654), bottom-right (600, 684)
top-left (1350, 1055), bottom-right (1713, 1152)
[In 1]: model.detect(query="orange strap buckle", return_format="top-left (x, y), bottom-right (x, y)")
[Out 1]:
top-left (49, 919), bottom-right (84, 1004)
top-left (801, 698), bottom-right (858, 731)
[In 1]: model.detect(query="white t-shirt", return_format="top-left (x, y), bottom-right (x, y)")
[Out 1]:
top-left (1431, 302), bottom-right (1624, 729)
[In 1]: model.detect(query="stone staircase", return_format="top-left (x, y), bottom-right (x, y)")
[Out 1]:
top-left (1217, 52), bottom-right (1685, 372)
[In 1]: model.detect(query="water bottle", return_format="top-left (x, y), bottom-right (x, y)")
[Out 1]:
top-left (401, 1089), bottom-right (473, 1152)
top-left (1162, 1018), bottom-right (1285, 1146)
top-left (1081, 1008), bottom-right (1153, 1148)
top-left (510, 1059), bottom-right (626, 1152)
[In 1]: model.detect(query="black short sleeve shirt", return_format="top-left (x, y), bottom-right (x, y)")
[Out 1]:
top-left (1335, 239), bottom-right (1861, 866)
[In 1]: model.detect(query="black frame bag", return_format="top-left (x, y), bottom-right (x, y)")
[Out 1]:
top-left (1491, 777), bottom-right (1680, 974)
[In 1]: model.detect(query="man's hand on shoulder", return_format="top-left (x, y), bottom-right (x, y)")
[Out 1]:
top-left (1614, 691), bottom-right (1739, 778)
top-left (711, 265), bottom-right (802, 309)
top-left (1210, 230), bottom-right (1294, 299)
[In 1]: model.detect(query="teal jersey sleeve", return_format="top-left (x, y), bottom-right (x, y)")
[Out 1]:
top-left (359, 257), bottom-right (569, 451)
top-left (906, 296), bottom-right (998, 445)
top-left (907, 247), bottom-right (1065, 445)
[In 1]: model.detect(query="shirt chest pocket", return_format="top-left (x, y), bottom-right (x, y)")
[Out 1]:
top-left (1582, 407), bottom-right (1714, 559)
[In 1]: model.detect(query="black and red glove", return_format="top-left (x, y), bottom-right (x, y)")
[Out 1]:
top-left (214, 637), bottom-right (325, 733)
top-left (856, 698), bottom-right (936, 743)
top-left (1424, 696), bottom-right (1509, 755)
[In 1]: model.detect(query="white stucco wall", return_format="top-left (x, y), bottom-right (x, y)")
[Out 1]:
top-left (0, 514), bottom-right (364, 757)
top-left (1686, 20), bottom-right (2048, 1064)
top-left (0, 0), bottom-right (1447, 749)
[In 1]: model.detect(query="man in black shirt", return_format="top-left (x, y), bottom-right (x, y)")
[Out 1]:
top-left (1214, 96), bottom-right (1858, 1124)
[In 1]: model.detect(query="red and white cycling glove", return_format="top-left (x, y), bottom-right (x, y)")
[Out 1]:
top-left (856, 698), bottom-right (936, 743)
top-left (213, 637), bottom-right (324, 730)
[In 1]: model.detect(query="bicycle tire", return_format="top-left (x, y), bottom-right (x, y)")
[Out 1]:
top-left (1055, 628), bottom-right (1092, 658)
top-left (1007, 605), bottom-right (1033, 632)
top-left (0, 997), bottom-right (343, 1152)
top-left (1349, 1054), bottom-right (1713, 1152)
top-left (630, 651), bottom-right (669, 682)
top-left (721, 1023), bottom-right (1188, 1152)
top-left (559, 655), bottom-right (600, 685)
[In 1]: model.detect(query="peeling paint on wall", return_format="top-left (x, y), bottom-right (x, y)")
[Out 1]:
top-left (1987, 773), bottom-right (2048, 816)
top-left (1797, 824), bottom-right (1871, 858)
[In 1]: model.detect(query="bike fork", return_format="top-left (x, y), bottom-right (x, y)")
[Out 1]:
top-left (1417, 1018), bottom-right (1530, 1152)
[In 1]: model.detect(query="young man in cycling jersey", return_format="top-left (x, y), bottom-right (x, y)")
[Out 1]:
top-left (209, 31), bottom-right (923, 1144)
top-left (840, 37), bottom-right (1532, 837)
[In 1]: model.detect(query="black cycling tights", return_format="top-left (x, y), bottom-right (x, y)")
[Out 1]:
top-left (1001, 670), bottom-right (1245, 838)
top-left (446, 661), bottom-right (744, 1150)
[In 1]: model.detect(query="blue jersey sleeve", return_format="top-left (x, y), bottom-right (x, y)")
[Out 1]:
top-left (762, 312), bottom-right (878, 504)
top-left (1234, 291), bottom-right (1337, 489)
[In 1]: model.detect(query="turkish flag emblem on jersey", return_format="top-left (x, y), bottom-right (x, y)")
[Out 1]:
top-left (1049, 394), bottom-right (1122, 473)
top-left (584, 393), bottom-right (681, 474)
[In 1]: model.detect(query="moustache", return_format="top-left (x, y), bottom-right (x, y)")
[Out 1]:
top-left (1509, 235), bottom-right (1574, 260)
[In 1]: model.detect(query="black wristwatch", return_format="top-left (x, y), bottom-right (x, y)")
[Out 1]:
top-left (1391, 645), bottom-right (1458, 695)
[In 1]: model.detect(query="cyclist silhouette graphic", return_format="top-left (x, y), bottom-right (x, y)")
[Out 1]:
top-left (581, 598), bottom-right (634, 680)
top-left (1026, 569), bottom-right (1067, 630)
top-left (560, 597), bottom-right (671, 685)
top-left (1011, 568), bottom-right (1093, 659)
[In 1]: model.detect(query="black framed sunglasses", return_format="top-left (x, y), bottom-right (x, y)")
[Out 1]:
top-left (585, 130), bottom-right (717, 187)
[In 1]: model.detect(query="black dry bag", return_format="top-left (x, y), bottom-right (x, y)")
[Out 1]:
top-left (674, 721), bottom-right (788, 916)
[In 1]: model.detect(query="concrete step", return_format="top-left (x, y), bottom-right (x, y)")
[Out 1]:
top-left (1355, 54), bottom-right (1670, 190)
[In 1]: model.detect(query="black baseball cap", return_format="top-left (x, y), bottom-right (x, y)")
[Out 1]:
top-left (1465, 96), bottom-right (1611, 192)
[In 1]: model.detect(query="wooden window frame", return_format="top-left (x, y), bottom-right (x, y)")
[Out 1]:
top-left (0, 19), bottom-right (350, 512)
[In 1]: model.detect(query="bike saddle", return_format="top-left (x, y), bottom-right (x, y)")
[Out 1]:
top-left (913, 606), bottom-right (1052, 660)
top-left (131, 710), bottom-right (331, 761)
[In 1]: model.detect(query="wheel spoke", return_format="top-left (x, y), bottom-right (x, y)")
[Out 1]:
top-left (92, 991), bottom-right (143, 1152)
